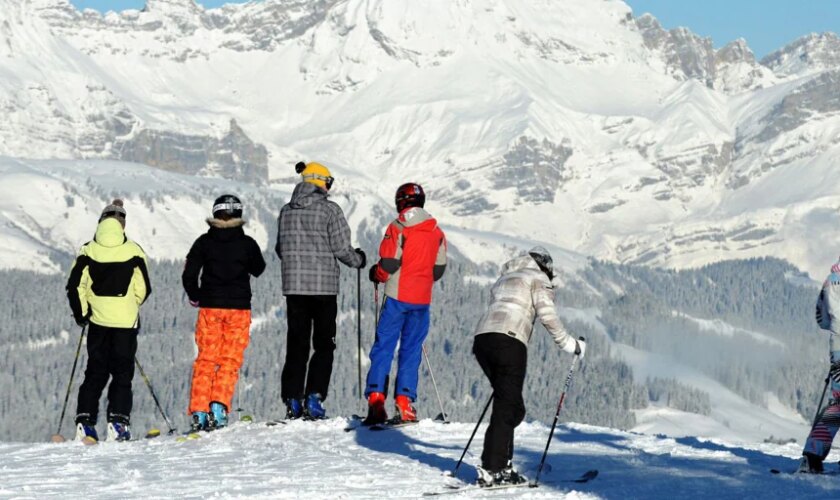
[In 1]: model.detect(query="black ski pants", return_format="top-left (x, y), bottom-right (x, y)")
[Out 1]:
top-left (473, 333), bottom-right (528, 472)
top-left (281, 295), bottom-right (338, 401)
top-left (75, 323), bottom-right (138, 423)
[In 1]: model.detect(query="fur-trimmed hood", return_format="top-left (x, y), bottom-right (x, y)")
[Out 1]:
top-left (206, 217), bottom-right (246, 229)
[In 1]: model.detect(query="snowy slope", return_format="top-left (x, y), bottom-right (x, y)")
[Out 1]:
top-left (0, 0), bottom-right (836, 278)
top-left (557, 307), bottom-right (810, 445)
top-left (1, 418), bottom-right (838, 499)
top-left (0, 157), bottom-right (288, 272)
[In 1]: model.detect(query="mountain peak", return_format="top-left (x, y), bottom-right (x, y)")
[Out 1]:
top-left (760, 32), bottom-right (840, 77)
top-left (143, 0), bottom-right (202, 14)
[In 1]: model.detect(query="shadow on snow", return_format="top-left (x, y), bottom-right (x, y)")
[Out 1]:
top-left (353, 422), bottom-right (840, 499)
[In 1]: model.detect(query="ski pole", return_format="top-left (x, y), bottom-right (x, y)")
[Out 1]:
top-left (374, 282), bottom-right (380, 333)
top-left (357, 267), bottom-right (362, 400)
top-left (422, 344), bottom-right (449, 423)
top-left (450, 393), bottom-right (494, 477)
top-left (53, 325), bottom-right (86, 441)
top-left (135, 356), bottom-right (176, 435)
top-left (532, 336), bottom-right (585, 487)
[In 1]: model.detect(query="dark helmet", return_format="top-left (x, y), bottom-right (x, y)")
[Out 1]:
top-left (212, 194), bottom-right (243, 219)
top-left (395, 183), bottom-right (425, 213)
top-left (528, 246), bottom-right (554, 280)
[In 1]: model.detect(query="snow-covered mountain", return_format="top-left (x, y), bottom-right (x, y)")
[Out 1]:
top-left (2, 418), bottom-right (839, 498)
top-left (2, 0), bottom-right (840, 278)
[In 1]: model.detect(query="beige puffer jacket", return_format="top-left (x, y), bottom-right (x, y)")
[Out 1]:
top-left (474, 255), bottom-right (577, 353)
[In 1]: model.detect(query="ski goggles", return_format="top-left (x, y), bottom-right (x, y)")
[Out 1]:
top-left (100, 207), bottom-right (127, 221)
top-left (213, 201), bottom-right (243, 213)
top-left (302, 173), bottom-right (334, 190)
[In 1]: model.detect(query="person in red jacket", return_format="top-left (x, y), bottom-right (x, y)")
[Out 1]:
top-left (364, 183), bottom-right (447, 424)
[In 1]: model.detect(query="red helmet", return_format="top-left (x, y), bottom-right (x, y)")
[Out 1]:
top-left (395, 183), bottom-right (425, 213)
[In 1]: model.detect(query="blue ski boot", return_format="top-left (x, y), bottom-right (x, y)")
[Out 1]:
top-left (190, 411), bottom-right (209, 433)
top-left (74, 415), bottom-right (98, 443)
top-left (304, 393), bottom-right (326, 420)
top-left (209, 402), bottom-right (228, 429)
top-left (285, 398), bottom-right (303, 420)
top-left (107, 422), bottom-right (131, 441)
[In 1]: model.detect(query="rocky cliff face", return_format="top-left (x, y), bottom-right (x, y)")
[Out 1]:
top-left (116, 119), bottom-right (269, 184)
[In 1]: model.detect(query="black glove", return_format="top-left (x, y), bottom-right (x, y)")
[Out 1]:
top-left (354, 248), bottom-right (366, 269)
top-left (831, 361), bottom-right (840, 384)
top-left (368, 264), bottom-right (379, 283)
top-left (74, 315), bottom-right (89, 328)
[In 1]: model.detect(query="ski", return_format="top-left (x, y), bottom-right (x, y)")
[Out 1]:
top-left (145, 429), bottom-right (161, 439)
top-left (770, 468), bottom-right (840, 476)
top-left (423, 469), bottom-right (598, 496)
top-left (266, 420), bottom-right (288, 427)
top-left (81, 436), bottom-right (98, 446)
top-left (422, 482), bottom-right (531, 496)
top-left (346, 417), bottom-right (419, 432)
top-left (175, 432), bottom-right (202, 443)
top-left (369, 420), bottom-right (419, 431)
top-left (554, 468), bottom-right (599, 483)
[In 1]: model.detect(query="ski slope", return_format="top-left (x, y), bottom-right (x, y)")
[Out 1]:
top-left (1, 418), bottom-right (838, 499)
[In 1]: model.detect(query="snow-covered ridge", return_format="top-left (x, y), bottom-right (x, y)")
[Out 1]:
top-left (2, 0), bottom-right (840, 278)
top-left (1, 418), bottom-right (837, 499)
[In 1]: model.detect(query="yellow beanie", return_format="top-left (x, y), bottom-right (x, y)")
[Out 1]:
top-left (301, 162), bottom-right (333, 190)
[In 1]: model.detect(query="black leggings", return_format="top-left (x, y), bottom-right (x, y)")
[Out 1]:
top-left (473, 333), bottom-right (527, 472)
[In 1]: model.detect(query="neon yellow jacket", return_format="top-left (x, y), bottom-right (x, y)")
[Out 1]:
top-left (65, 218), bottom-right (151, 329)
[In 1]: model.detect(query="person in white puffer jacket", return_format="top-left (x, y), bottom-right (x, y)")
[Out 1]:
top-left (800, 258), bottom-right (840, 473)
top-left (472, 246), bottom-right (585, 487)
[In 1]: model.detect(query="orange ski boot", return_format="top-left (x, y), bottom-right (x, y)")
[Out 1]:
top-left (394, 395), bottom-right (418, 423)
top-left (364, 392), bottom-right (388, 426)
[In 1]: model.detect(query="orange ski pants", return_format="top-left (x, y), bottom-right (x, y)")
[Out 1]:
top-left (188, 308), bottom-right (251, 414)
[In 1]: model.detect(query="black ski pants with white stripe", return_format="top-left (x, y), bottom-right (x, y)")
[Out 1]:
top-left (75, 323), bottom-right (138, 424)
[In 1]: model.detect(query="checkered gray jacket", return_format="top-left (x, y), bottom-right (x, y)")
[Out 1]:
top-left (275, 182), bottom-right (363, 295)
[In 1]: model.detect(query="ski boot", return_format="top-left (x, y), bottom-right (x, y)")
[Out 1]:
top-left (303, 393), bottom-right (326, 420)
top-left (106, 414), bottom-right (132, 442)
top-left (394, 395), bottom-right (418, 423)
top-left (208, 402), bottom-right (228, 430)
top-left (74, 415), bottom-right (98, 444)
top-left (284, 398), bottom-right (303, 420)
top-left (363, 392), bottom-right (388, 426)
top-left (500, 466), bottom-right (527, 485)
top-left (190, 411), bottom-right (209, 433)
top-left (476, 466), bottom-right (498, 487)
top-left (798, 452), bottom-right (824, 474)
top-left (476, 464), bottom-right (526, 487)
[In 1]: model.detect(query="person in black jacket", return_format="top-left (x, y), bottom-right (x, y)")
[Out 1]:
top-left (182, 194), bottom-right (266, 432)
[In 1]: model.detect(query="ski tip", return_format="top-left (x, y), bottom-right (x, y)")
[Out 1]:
top-left (82, 436), bottom-right (98, 446)
top-left (176, 433), bottom-right (202, 443)
top-left (145, 429), bottom-right (161, 439)
top-left (240, 415), bottom-right (254, 423)
top-left (50, 434), bottom-right (66, 443)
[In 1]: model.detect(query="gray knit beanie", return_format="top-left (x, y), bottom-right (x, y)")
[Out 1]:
top-left (99, 199), bottom-right (127, 227)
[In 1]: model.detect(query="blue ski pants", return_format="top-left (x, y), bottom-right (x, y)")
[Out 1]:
top-left (365, 297), bottom-right (430, 401)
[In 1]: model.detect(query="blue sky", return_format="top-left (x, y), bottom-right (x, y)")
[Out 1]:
top-left (70, 0), bottom-right (839, 58)
top-left (625, 0), bottom-right (839, 57)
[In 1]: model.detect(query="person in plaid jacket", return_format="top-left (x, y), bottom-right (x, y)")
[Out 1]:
top-left (275, 162), bottom-right (366, 419)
